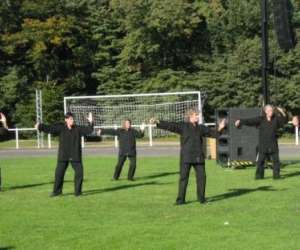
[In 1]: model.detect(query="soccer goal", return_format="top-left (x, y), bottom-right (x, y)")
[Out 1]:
top-left (64, 91), bottom-right (203, 146)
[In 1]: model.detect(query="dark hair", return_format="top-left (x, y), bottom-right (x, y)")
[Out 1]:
top-left (64, 112), bottom-right (74, 119)
top-left (124, 118), bottom-right (131, 124)
top-left (122, 118), bottom-right (131, 128)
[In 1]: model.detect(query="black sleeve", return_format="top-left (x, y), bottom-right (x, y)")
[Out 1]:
top-left (277, 114), bottom-right (288, 128)
top-left (239, 117), bottom-right (262, 127)
top-left (200, 125), bottom-right (220, 138)
top-left (38, 123), bottom-right (63, 135)
top-left (0, 127), bottom-right (8, 136)
top-left (133, 129), bottom-right (144, 138)
top-left (78, 123), bottom-right (94, 136)
top-left (156, 120), bottom-right (183, 134)
top-left (101, 128), bottom-right (119, 136)
top-left (0, 127), bottom-right (9, 142)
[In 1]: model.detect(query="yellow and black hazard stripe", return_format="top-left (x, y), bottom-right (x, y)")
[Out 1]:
top-left (229, 161), bottom-right (255, 168)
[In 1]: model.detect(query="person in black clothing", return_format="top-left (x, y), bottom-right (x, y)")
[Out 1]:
top-left (98, 119), bottom-right (145, 181)
top-left (235, 105), bottom-right (287, 179)
top-left (150, 109), bottom-right (226, 205)
top-left (35, 112), bottom-right (94, 197)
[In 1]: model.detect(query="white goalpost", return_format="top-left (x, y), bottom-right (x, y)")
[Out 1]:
top-left (63, 91), bottom-right (203, 146)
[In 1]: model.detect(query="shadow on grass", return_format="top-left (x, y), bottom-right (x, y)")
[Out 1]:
top-left (135, 171), bottom-right (179, 181)
top-left (208, 186), bottom-right (277, 203)
top-left (0, 247), bottom-right (15, 250)
top-left (4, 180), bottom-right (72, 191)
top-left (79, 181), bottom-right (171, 197)
top-left (281, 171), bottom-right (300, 179)
top-left (281, 160), bottom-right (300, 167)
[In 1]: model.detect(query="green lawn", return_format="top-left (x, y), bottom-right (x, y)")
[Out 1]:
top-left (0, 156), bottom-right (300, 250)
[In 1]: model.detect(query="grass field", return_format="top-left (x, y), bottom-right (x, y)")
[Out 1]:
top-left (1, 156), bottom-right (300, 250)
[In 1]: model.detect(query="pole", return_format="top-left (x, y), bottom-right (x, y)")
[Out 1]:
top-left (36, 89), bottom-right (43, 148)
top-left (261, 0), bottom-right (270, 105)
top-left (149, 125), bottom-right (153, 147)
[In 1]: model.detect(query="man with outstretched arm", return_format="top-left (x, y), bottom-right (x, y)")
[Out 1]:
top-left (98, 119), bottom-right (145, 181)
top-left (35, 112), bottom-right (94, 197)
top-left (235, 105), bottom-right (287, 180)
top-left (150, 109), bottom-right (226, 205)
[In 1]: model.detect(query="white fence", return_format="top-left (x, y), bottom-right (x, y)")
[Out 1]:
top-left (6, 123), bottom-right (300, 149)
top-left (7, 125), bottom-right (159, 149)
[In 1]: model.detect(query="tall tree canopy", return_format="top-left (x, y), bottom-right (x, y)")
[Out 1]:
top-left (0, 0), bottom-right (299, 126)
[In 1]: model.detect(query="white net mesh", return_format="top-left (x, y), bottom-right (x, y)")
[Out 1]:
top-left (64, 92), bottom-right (202, 137)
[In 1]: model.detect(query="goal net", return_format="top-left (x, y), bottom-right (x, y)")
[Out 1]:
top-left (64, 91), bottom-right (203, 138)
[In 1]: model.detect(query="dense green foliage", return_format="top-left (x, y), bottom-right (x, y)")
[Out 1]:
top-left (1, 156), bottom-right (300, 249)
top-left (0, 0), bottom-right (299, 126)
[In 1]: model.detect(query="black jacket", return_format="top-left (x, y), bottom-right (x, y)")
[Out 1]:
top-left (0, 127), bottom-right (8, 142)
top-left (38, 123), bottom-right (93, 161)
top-left (157, 121), bottom-right (219, 163)
top-left (101, 128), bottom-right (144, 156)
top-left (240, 114), bottom-right (287, 153)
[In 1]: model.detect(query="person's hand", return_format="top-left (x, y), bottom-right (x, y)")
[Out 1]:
top-left (235, 120), bottom-right (241, 128)
top-left (87, 112), bottom-right (93, 123)
top-left (218, 119), bottom-right (226, 131)
top-left (0, 113), bottom-right (8, 129)
top-left (140, 122), bottom-right (145, 131)
top-left (276, 107), bottom-right (286, 116)
top-left (292, 116), bottom-right (299, 128)
top-left (0, 113), bottom-right (6, 123)
top-left (34, 123), bottom-right (40, 130)
top-left (149, 118), bottom-right (159, 124)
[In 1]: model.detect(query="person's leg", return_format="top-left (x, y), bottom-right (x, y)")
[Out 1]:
top-left (176, 162), bottom-right (192, 204)
top-left (53, 161), bottom-right (68, 195)
top-left (256, 152), bottom-right (267, 179)
top-left (194, 163), bottom-right (206, 203)
top-left (71, 161), bottom-right (84, 196)
top-left (271, 152), bottom-right (281, 179)
top-left (128, 156), bottom-right (136, 180)
top-left (113, 155), bottom-right (127, 180)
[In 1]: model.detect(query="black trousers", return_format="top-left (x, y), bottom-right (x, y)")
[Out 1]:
top-left (113, 155), bottom-right (136, 180)
top-left (256, 151), bottom-right (280, 179)
top-left (53, 161), bottom-right (83, 195)
top-left (176, 162), bottom-right (206, 203)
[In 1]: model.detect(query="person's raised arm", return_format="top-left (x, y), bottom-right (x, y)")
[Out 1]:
top-left (275, 107), bottom-right (288, 127)
top-left (97, 127), bottom-right (119, 136)
top-left (202, 119), bottom-right (226, 138)
top-left (78, 112), bottom-right (94, 136)
top-left (235, 116), bottom-right (261, 128)
top-left (35, 122), bottom-right (63, 135)
top-left (0, 113), bottom-right (8, 130)
top-left (133, 123), bottom-right (145, 138)
top-left (150, 118), bottom-right (183, 134)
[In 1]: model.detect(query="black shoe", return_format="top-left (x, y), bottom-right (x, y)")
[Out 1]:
top-left (50, 192), bottom-right (62, 197)
top-left (199, 198), bottom-right (206, 204)
top-left (174, 201), bottom-right (185, 206)
top-left (255, 176), bottom-right (264, 180)
top-left (75, 192), bottom-right (82, 197)
top-left (273, 175), bottom-right (283, 180)
top-left (128, 178), bottom-right (135, 181)
top-left (111, 177), bottom-right (118, 181)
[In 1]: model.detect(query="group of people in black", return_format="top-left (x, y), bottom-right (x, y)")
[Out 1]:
top-left (0, 106), bottom-right (299, 205)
